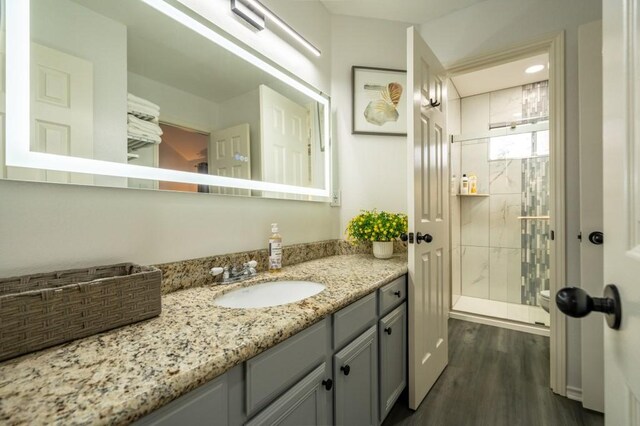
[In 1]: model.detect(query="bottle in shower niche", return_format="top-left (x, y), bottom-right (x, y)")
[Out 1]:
top-left (268, 223), bottom-right (283, 272)
top-left (469, 174), bottom-right (478, 194)
top-left (460, 174), bottom-right (469, 194)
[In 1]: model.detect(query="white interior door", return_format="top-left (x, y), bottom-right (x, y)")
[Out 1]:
top-left (602, 2), bottom-right (640, 424)
top-left (406, 27), bottom-right (449, 409)
top-left (209, 123), bottom-right (251, 196)
top-left (578, 20), bottom-right (604, 413)
top-left (259, 84), bottom-right (311, 196)
top-left (7, 43), bottom-right (93, 184)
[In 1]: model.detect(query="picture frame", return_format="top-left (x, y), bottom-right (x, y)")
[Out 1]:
top-left (352, 66), bottom-right (407, 136)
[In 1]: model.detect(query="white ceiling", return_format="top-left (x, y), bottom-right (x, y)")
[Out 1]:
top-left (73, 0), bottom-right (310, 105)
top-left (450, 53), bottom-right (549, 97)
top-left (320, 0), bottom-right (488, 24)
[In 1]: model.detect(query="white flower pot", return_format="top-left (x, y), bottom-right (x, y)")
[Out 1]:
top-left (372, 241), bottom-right (394, 259)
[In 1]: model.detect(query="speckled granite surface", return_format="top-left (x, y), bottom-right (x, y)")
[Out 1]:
top-left (156, 239), bottom-right (406, 294)
top-left (0, 254), bottom-right (407, 426)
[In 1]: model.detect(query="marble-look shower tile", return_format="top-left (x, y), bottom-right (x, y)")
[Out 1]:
top-left (461, 196), bottom-right (489, 246)
top-left (489, 159), bottom-right (522, 194)
top-left (490, 193), bottom-right (522, 248)
top-left (451, 246), bottom-right (462, 300)
top-left (490, 86), bottom-right (523, 125)
top-left (461, 141), bottom-right (489, 194)
top-left (451, 197), bottom-right (461, 248)
top-left (461, 93), bottom-right (490, 134)
top-left (461, 246), bottom-right (490, 299)
top-left (490, 247), bottom-right (522, 303)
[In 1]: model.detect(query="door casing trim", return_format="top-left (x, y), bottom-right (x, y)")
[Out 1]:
top-left (445, 31), bottom-right (567, 397)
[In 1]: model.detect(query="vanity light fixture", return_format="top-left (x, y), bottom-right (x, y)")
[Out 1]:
top-left (230, 0), bottom-right (265, 31)
top-left (525, 64), bottom-right (545, 74)
top-left (231, 0), bottom-right (321, 57)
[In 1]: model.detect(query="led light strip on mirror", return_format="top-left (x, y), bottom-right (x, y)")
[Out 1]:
top-left (6, 0), bottom-right (331, 199)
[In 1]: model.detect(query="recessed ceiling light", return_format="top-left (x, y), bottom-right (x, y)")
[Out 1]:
top-left (525, 64), bottom-right (545, 74)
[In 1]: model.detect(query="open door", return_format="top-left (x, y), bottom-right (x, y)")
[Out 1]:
top-left (406, 27), bottom-right (449, 409)
top-left (602, 2), bottom-right (640, 424)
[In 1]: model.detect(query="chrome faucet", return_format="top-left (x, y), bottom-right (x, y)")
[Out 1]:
top-left (210, 260), bottom-right (258, 284)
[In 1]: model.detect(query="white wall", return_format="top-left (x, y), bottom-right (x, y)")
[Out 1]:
top-left (0, 0), bottom-right (338, 277)
top-left (331, 15), bottom-right (411, 233)
top-left (419, 0), bottom-right (602, 393)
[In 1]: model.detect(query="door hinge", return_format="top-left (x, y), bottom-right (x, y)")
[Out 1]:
top-left (577, 232), bottom-right (582, 242)
top-left (551, 230), bottom-right (555, 241)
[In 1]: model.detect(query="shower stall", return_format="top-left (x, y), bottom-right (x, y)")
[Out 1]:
top-left (450, 81), bottom-right (551, 328)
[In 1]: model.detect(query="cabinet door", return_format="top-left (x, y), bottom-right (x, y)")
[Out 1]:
top-left (379, 303), bottom-right (407, 423)
top-left (333, 325), bottom-right (378, 426)
top-left (245, 363), bottom-right (331, 426)
top-left (135, 373), bottom-right (227, 426)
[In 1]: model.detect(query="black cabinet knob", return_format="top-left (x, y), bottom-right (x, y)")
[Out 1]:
top-left (416, 232), bottom-right (433, 244)
top-left (555, 284), bottom-right (622, 329)
top-left (384, 327), bottom-right (392, 335)
top-left (588, 231), bottom-right (604, 245)
top-left (340, 365), bottom-right (351, 376)
top-left (322, 379), bottom-right (333, 391)
top-left (393, 290), bottom-right (401, 298)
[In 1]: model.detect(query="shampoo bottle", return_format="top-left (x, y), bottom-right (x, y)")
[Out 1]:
top-left (469, 174), bottom-right (478, 194)
top-left (460, 174), bottom-right (469, 195)
top-left (268, 223), bottom-right (283, 272)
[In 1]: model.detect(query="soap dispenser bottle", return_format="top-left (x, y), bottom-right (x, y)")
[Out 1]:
top-left (268, 223), bottom-right (283, 272)
top-left (460, 174), bottom-right (469, 195)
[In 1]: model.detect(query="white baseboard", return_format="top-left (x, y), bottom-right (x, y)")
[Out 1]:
top-left (566, 386), bottom-right (583, 402)
top-left (449, 310), bottom-right (550, 337)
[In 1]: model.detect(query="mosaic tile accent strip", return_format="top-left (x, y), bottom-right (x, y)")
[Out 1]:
top-left (522, 80), bottom-right (549, 120)
top-left (521, 155), bottom-right (550, 305)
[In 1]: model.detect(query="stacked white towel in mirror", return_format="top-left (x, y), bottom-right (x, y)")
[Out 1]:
top-left (127, 93), bottom-right (162, 144)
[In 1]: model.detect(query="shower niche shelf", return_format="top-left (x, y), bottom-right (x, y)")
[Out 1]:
top-left (456, 194), bottom-right (490, 197)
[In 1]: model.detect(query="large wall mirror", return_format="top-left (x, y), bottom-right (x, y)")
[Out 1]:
top-left (3, 0), bottom-right (331, 200)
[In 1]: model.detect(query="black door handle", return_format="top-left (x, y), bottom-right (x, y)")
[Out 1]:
top-left (340, 365), bottom-right (351, 376)
top-left (400, 233), bottom-right (413, 244)
top-left (322, 379), bottom-right (333, 391)
top-left (555, 284), bottom-right (621, 329)
top-left (416, 232), bottom-right (433, 244)
top-left (588, 231), bottom-right (604, 245)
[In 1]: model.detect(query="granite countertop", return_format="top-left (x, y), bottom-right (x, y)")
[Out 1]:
top-left (0, 254), bottom-right (408, 426)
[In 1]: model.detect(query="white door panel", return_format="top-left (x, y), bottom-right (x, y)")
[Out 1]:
top-left (602, 1), bottom-right (640, 425)
top-left (209, 123), bottom-right (251, 196)
top-left (6, 43), bottom-right (93, 184)
top-left (407, 27), bottom-right (449, 410)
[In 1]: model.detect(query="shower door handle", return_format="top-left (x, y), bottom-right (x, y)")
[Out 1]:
top-left (555, 285), bottom-right (621, 330)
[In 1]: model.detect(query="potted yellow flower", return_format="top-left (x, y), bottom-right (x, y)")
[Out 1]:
top-left (346, 210), bottom-right (408, 259)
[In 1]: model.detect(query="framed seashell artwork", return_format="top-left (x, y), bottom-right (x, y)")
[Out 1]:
top-left (352, 66), bottom-right (407, 136)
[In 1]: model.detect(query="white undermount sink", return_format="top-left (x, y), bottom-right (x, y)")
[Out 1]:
top-left (213, 281), bottom-right (326, 308)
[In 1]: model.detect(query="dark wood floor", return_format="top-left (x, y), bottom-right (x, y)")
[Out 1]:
top-left (383, 319), bottom-right (604, 426)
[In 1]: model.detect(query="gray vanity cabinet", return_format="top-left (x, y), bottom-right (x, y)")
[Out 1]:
top-left (134, 373), bottom-right (228, 426)
top-left (245, 363), bottom-right (332, 426)
top-left (333, 325), bottom-right (378, 426)
top-left (378, 303), bottom-right (407, 423)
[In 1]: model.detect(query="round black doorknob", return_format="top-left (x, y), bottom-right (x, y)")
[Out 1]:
top-left (340, 365), bottom-right (351, 376)
top-left (322, 379), bottom-right (333, 391)
top-left (393, 290), bottom-right (402, 298)
top-left (555, 284), bottom-right (622, 329)
top-left (384, 327), bottom-right (392, 335)
top-left (416, 232), bottom-right (433, 244)
top-left (588, 231), bottom-right (604, 245)
top-left (400, 233), bottom-right (409, 242)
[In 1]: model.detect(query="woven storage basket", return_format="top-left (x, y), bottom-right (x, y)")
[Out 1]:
top-left (0, 263), bottom-right (161, 361)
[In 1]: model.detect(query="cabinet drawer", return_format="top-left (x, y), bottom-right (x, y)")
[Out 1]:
top-left (378, 275), bottom-right (406, 316)
top-left (246, 317), bottom-right (330, 416)
top-left (333, 292), bottom-right (376, 350)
